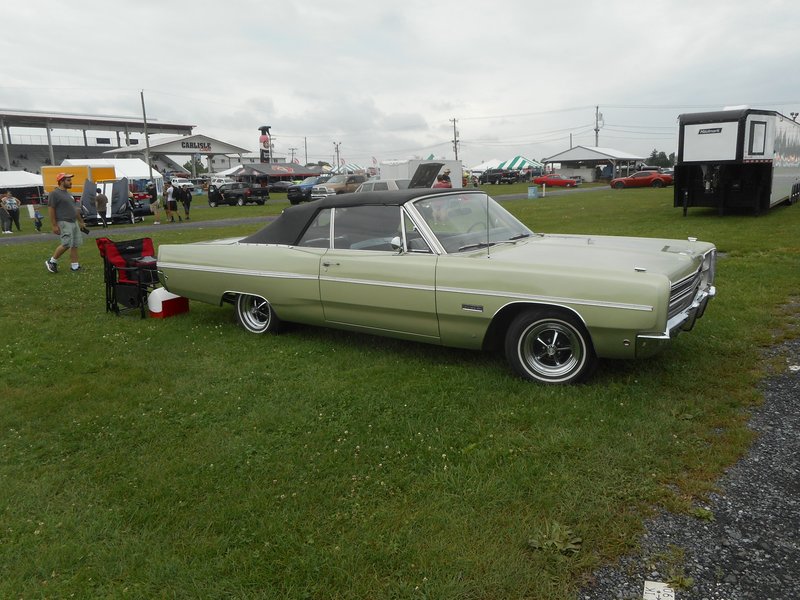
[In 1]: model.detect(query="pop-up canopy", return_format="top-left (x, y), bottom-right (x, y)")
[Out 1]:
top-left (0, 170), bottom-right (43, 189)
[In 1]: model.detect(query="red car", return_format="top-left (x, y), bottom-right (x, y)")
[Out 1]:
top-left (532, 174), bottom-right (579, 187)
top-left (610, 171), bottom-right (674, 189)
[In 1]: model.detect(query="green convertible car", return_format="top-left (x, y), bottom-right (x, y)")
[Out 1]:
top-left (157, 189), bottom-right (717, 384)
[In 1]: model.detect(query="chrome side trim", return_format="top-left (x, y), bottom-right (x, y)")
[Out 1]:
top-left (157, 262), bottom-right (318, 281)
top-left (320, 275), bottom-right (436, 292)
top-left (162, 261), bottom-right (654, 313)
top-left (437, 285), bottom-right (654, 312)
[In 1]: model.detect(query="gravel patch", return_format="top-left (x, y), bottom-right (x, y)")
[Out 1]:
top-left (579, 336), bottom-right (800, 599)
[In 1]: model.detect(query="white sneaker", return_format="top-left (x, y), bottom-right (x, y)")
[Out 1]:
top-left (153, 221), bottom-right (160, 225)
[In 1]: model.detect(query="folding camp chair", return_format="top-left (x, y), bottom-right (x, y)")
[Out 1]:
top-left (96, 237), bottom-right (160, 318)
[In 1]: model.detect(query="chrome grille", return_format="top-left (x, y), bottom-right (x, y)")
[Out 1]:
top-left (669, 268), bottom-right (701, 319)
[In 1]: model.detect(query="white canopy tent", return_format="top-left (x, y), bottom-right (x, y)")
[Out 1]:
top-left (61, 158), bottom-right (163, 181)
top-left (62, 158), bottom-right (164, 193)
top-left (0, 170), bottom-right (43, 189)
top-left (468, 159), bottom-right (502, 173)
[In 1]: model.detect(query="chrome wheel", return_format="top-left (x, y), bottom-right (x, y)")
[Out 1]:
top-left (505, 310), bottom-right (596, 384)
top-left (236, 294), bottom-right (280, 334)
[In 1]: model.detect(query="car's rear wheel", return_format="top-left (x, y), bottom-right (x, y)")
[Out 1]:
top-left (236, 294), bottom-right (281, 334)
top-left (651, 180), bottom-right (664, 188)
top-left (613, 182), bottom-right (625, 189)
top-left (237, 197), bottom-right (245, 206)
top-left (504, 309), bottom-right (596, 384)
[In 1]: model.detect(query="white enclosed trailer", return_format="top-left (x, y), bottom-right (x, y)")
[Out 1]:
top-left (674, 108), bottom-right (800, 215)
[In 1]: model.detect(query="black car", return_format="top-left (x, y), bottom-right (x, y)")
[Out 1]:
top-left (207, 182), bottom-right (269, 207)
top-left (287, 175), bottom-right (332, 205)
top-left (267, 180), bottom-right (294, 193)
top-left (479, 169), bottom-right (519, 185)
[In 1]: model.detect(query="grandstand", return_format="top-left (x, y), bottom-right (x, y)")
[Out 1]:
top-left (0, 108), bottom-right (193, 175)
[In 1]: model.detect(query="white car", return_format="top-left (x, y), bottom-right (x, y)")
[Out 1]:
top-left (210, 177), bottom-right (234, 187)
top-left (355, 179), bottom-right (410, 192)
top-left (171, 177), bottom-right (194, 190)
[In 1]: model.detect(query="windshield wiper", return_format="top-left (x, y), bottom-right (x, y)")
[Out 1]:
top-left (508, 233), bottom-right (532, 240)
top-left (458, 242), bottom-right (495, 252)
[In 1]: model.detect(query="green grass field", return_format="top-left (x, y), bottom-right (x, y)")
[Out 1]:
top-left (1, 187), bottom-right (798, 598)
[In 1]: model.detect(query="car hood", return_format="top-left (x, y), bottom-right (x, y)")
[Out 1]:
top-left (409, 162), bottom-right (444, 188)
top-left (478, 233), bottom-right (713, 281)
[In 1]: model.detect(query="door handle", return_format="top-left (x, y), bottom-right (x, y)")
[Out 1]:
top-left (322, 261), bottom-right (340, 267)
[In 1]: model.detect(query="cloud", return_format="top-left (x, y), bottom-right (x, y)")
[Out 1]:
top-left (1, 0), bottom-right (799, 166)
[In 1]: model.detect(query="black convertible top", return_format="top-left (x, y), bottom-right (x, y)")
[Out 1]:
top-left (240, 188), bottom-right (478, 245)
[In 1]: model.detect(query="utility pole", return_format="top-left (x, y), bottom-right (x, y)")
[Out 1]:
top-left (450, 118), bottom-right (459, 160)
top-left (304, 137), bottom-right (308, 165)
top-left (333, 142), bottom-right (341, 171)
top-left (289, 147), bottom-right (298, 162)
top-left (594, 106), bottom-right (603, 146)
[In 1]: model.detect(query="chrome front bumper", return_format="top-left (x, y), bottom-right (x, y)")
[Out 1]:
top-left (636, 285), bottom-right (716, 356)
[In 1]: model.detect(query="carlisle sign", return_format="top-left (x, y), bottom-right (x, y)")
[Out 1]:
top-left (181, 141), bottom-right (212, 151)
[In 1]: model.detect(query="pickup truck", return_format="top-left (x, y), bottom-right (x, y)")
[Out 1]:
top-left (207, 182), bottom-right (270, 207)
top-left (479, 168), bottom-right (519, 184)
top-left (287, 175), bottom-right (332, 204)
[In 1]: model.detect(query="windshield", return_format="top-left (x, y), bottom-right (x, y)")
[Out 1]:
top-left (326, 175), bottom-right (347, 184)
top-left (300, 177), bottom-right (318, 184)
top-left (411, 192), bottom-right (533, 253)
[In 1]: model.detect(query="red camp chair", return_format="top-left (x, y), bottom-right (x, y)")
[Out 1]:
top-left (96, 237), bottom-right (160, 318)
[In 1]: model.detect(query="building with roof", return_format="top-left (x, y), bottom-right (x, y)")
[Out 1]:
top-left (0, 108), bottom-right (193, 173)
top-left (542, 146), bottom-right (647, 181)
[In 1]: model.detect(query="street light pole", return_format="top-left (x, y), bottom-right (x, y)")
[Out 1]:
top-left (140, 90), bottom-right (153, 182)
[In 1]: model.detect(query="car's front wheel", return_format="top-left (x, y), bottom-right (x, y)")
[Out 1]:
top-left (613, 181), bottom-right (625, 189)
top-left (504, 309), bottom-right (596, 384)
top-left (651, 179), bottom-right (664, 188)
top-left (236, 294), bottom-right (281, 334)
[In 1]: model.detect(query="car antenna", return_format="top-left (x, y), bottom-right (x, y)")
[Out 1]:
top-left (485, 193), bottom-right (491, 259)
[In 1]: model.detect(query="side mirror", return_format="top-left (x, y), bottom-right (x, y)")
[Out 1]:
top-left (390, 236), bottom-right (403, 252)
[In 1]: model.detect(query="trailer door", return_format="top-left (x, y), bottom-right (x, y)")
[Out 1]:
top-left (682, 121), bottom-right (739, 162)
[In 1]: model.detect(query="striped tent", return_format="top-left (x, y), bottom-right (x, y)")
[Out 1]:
top-left (497, 155), bottom-right (543, 170)
top-left (328, 162), bottom-right (364, 174)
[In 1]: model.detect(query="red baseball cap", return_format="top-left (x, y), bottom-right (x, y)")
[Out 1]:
top-left (56, 172), bottom-right (74, 182)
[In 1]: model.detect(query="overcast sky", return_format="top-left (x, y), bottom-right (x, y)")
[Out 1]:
top-left (2, 0), bottom-right (799, 168)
